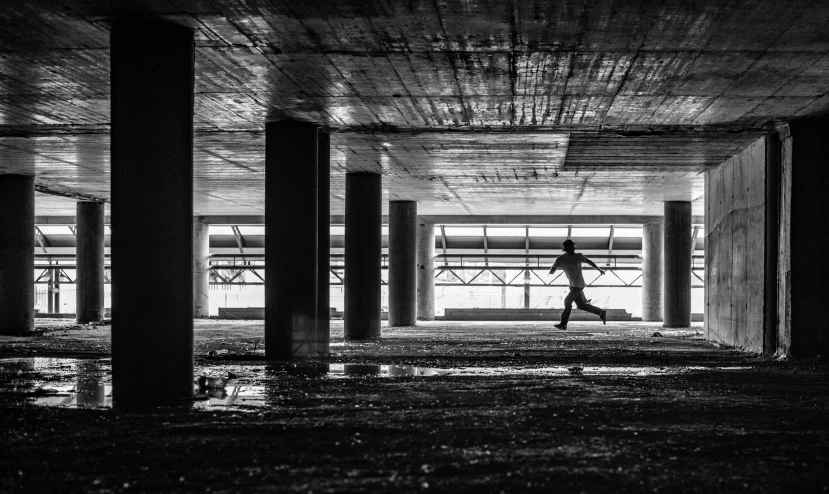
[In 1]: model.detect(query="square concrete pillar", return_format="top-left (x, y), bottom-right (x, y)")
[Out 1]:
top-left (641, 220), bottom-right (663, 322)
top-left (110, 17), bottom-right (195, 406)
top-left (76, 201), bottom-right (106, 324)
top-left (778, 120), bottom-right (829, 357)
top-left (193, 217), bottom-right (210, 318)
top-left (344, 172), bottom-right (382, 339)
top-left (265, 120), bottom-right (319, 358)
top-left (416, 221), bottom-right (435, 321)
top-left (317, 131), bottom-right (331, 355)
top-left (663, 201), bottom-right (692, 328)
top-left (0, 175), bottom-right (35, 335)
top-left (389, 200), bottom-right (417, 326)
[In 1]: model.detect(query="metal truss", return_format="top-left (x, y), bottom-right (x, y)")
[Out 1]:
top-left (33, 253), bottom-right (705, 289)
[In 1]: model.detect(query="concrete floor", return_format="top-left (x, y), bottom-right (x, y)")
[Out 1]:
top-left (1, 320), bottom-right (828, 492)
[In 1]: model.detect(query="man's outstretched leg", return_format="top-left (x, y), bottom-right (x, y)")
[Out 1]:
top-left (554, 288), bottom-right (578, 330)
top-left (574, 291), bottom-right (606, 324)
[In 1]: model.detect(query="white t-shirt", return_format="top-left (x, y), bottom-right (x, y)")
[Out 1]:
top-left (552, 253), bottom-right (587, 288)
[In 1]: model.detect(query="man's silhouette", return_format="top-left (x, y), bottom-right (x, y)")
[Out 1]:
top-left (549, 239), bottom-right (607, 330)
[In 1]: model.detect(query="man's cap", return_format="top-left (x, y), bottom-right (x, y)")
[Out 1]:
top-left (562, 239), bottom-right (576, 250)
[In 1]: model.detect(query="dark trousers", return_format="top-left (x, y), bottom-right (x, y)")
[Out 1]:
top-left (560, 287), bottom-right (602, 325)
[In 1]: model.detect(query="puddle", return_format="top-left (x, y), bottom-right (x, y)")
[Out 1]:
top-left (190, 385), bottom-right (267, 408)
top-left (0, 357), bottom-right (751, 410)
top-left (329, 364), bottom-right (444, 377)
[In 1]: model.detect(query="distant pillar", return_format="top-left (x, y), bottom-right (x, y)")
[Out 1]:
top-left (663, 201), bottom-right (692, 327)
top-left (0, 175), bottom-right (35, 335)
top-left (47, 267), bottom-right (55, 313)
top-left (344, 173), bottom-right (382, 339)
top-left (193, 217), bottom-right (210, 318)
top-left (76, 201), bottom-right (106, 323)
top-left (763, 132), bottom-right (780, 355)
top-left (416, 221), bottom-right (435, 321)
top-left (54, 269), bottom-right (61, 312)
top-left (317, 131), bottom-right (331, 355)
top-left (641, 220), bottom-right (663, 322)
top-left (265, 121), bottom-right (318, 358)
top-left (389, 201), bottom-right (417, 326)
top-left (110, 18), bottom-right (195, 406)
top-left (524, 270), bottom-right (531, 308)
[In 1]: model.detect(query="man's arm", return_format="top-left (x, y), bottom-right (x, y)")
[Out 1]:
top-left (583, 256), bottom-right (606, 275)
top-left (549, 258), bottom-right (558, 275)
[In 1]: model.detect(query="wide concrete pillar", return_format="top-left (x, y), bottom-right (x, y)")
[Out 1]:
top-left (663, 201), bottom-right (692, 328)
top-left (265, 121), bottom-right (318, 358)
top-left (111, 18), bottom-right (195, 406)
top-left (416, 221), bottom-right (435, 321)
top-left (778, 119), bottom-right (829, 356)
top-left (0, 175), bottom-right (35, 335)
top-left (389, 201), bottom-right (417, 326)
top-left (193, 217), bottom-right (210, 318)
top-left (641, 220), bottom-right (663, 321)
top-left (317, 131), bottom-right (330, 355)
top-left (344, 172), bottom-right (382, 339)
top-left (76, 201), bottom-right (106, 323)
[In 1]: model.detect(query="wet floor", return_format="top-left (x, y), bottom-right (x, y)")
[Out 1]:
top-left (2, 320), bottom-right (828, 492)
top-left (1, 356), bottom-right (752, 410)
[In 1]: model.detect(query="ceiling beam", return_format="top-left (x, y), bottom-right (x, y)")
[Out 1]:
top-left (36, 214), bottom-right (705, 226)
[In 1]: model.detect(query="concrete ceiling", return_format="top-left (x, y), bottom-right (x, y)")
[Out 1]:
top-left (3, 0), bottom-right (828, 216)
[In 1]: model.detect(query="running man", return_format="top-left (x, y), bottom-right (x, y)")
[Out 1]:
top-left (549, 239), bottom-right (607, 330)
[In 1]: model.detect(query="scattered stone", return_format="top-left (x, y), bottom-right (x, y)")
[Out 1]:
top-left (652, 332), bottom-right (663, 337)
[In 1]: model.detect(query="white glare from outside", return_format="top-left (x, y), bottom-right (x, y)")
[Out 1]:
top-left (613, 228), bottom-right (642, 238)
top-left (570, 227), bottom-right (610, 237)
top-left (528, 227), bottom-right (569, 237)
top-left (486, 227), bottom-right (527, 237)
top-left (209, 225), bottom-right (235, 235)
top-left (237, 226), bottom-right (264, 236)
top-left (443, 226), bottom-right (483, 237)
top-left (37, 225), bottom-right (73, 235)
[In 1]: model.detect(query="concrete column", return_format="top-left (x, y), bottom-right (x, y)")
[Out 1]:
top-left (317, 131), bottom-right (330, 355)
top-left (193, 217), bottom-right (210, 318)
top-left (763, 132), bottom-right (780, 355)
top-left (523, 270), bottom-right (531, 308)
top-left (389, 201), bottom-right (417, 326)
top-left (54, 269), bottom-right (61, 313)
top-left (641, 220), bottom-right (663, 321)
top-left (344, 172), bottom-right (382, 339)
top-left (416, 221), bottom-right (435, 321)
top-left (663, 201), bottom-right (692, 328)
top-left (76, 201), bottom-right (106, 323)
top-left (110, 18), bottom-right (194, 406)
top-left (778, 119), bottom-right (829, 357)
top-left (265, 120), bottom-right (318, 358)
top-left (0, 175), bottom-right (34, 335)
top-left (47, 267), bottom-right (54, 314)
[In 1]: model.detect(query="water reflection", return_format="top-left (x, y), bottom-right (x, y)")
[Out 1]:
top-left (267, 362), bottom-right (329, 378)
top-left (1, 357), bottom-right (752, 411)
top-left (328, 364), bottom-right (443, 377)
top-left (193, 385), bottom-right (267, 409)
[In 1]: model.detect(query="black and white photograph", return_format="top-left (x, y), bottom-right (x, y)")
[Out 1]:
top-left (1, 0), bottom-right (828, 492)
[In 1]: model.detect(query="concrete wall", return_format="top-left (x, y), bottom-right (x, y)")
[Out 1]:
top-left (705, 137), bottom-right (766, 352)
top-left (778, 121), bottom-right (829, 357)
